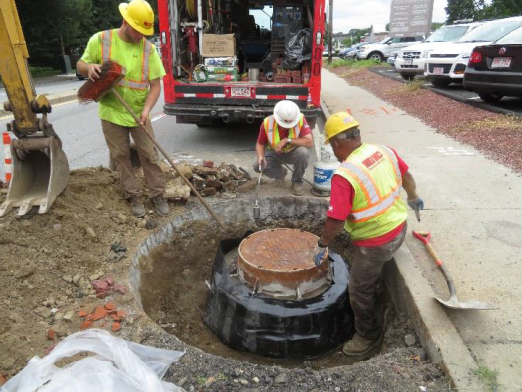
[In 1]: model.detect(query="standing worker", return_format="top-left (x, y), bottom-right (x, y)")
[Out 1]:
top-left (313, 112), bottom-right (424, 358)
top-left (77, 0), bottom-right (169, 217)
top-left (254, 100), bottom-right (314, 196)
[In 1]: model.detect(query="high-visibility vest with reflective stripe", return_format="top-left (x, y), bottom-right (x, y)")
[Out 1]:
top-left (263, 114), bottom-right (305, 152)
top-left (101, 29), bottom-right (153, 90)
top-left (334, 143), bottom-right (407, 241)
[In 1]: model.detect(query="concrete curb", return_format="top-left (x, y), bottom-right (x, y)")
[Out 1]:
top-left (368, 68), bottom-right (522, 118)
top-left (384, 245), bottom-right (484, 391)
top-left (0, 91), bottom-right (78, 118)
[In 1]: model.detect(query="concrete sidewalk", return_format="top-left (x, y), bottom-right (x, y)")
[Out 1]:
top-left (321, 69), bottom-right (521, 391)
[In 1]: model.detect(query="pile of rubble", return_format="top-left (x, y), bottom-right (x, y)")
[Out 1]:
top-left (162, 160), bottom-right (256, 201)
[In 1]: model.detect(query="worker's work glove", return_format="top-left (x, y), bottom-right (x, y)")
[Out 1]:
top-left (257, 158), bottom-right (267, 172)
top-left (313, 242), bottom-right (328, 267)
top-left (407, 197), bottom-right (424, 222)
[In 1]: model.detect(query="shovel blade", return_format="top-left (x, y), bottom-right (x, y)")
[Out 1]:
top-left (0, 137), bottom-right (69, 217)
top-left (253, 206), bottom-right (261, 219)
top-left (434, 295), bottom-right (498, 310)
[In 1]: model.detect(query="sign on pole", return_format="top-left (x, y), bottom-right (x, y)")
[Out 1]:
top-left (390, 0), bottom-right (435, 38)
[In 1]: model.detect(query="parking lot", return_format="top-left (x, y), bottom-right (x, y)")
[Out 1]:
top-left (370, 66), bottom-right (522, 117)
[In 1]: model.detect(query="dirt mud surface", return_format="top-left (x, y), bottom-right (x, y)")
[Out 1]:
top-left (0, 166), bottom-right (450, 391)
top-left (333, 67), bottom-right (522, 174)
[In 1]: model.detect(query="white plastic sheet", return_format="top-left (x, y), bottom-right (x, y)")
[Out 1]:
top-left (1, 329), bottom-right (185, 392)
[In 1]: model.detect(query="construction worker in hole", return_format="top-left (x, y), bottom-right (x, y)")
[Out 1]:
top-left (253, 100), bottom-right (314, 196)
top-left (313, 112), bottom-right (424, 358)
top-left (77, 0), bottom-right (169, 218)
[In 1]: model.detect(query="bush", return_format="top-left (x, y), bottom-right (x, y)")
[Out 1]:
top-left (29, 66), bottom-right (61, 78)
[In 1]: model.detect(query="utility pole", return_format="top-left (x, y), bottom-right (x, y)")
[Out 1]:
top-left (328, 0), bottom-right (333, 64)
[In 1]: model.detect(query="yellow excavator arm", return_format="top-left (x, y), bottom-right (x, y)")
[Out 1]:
top-left (0, 0), bottom-right (69, 217)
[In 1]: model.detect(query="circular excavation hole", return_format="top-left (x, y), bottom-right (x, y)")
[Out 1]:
top-left (133, 197), bottom-right (392, 368)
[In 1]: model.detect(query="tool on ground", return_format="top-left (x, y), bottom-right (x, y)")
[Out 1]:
top-left (412, 231), bottom-right (497, 310)
top-left (272, 155), bottom-right (329, 197)
top-left (77, 61), bottom-right (225, 230)
top-left (253, 164), bottom-right (262, 219)
top-left (0, 0), bottom-right (69, 217)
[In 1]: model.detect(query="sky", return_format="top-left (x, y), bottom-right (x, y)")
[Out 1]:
top-left (332, 0), bottom-right (448, 33)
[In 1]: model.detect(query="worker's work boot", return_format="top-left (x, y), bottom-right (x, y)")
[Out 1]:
top-left (342, 333), bottom-right (381, 358)
top-left (129, 196), bottom-right (146, 218)
top-left (151, 195), bottom-right (169, 217)
top-left (291, 182), bottom-right (304, 196)
top-left (273, 168), bottom-right (288, 187)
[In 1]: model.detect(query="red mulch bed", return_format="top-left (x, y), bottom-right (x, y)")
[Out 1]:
top-left (332, 68), bottom-right (522, 173)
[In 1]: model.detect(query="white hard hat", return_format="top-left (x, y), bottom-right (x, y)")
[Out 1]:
top-left (273, 100), bottom-right (301, 129)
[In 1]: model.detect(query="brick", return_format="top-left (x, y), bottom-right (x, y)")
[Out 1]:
top-left (116, 310), bottom-right (126, 318)
top-left (113, 284), bottom-right (127, 294)
top-left (111, 314), bottom-right (121, 322)
top-left (0, 374), bottom-right (7, 386)
top-left (80, 320), bottom-right (93, 330)
top-left (112, 322), bottom-right (121, 332)
top-left (78, 310), bottom-right (87, 318)
top-left (47, 328), bottom-right (55, 340)
top-left (201, 187), bottom-right (217, 197)
top-left (92, 306), bottom-right (107, 321)
top-left (104, 302), bottom-right (116, 311)
top-left (203, 160), bottom-right (214, 168)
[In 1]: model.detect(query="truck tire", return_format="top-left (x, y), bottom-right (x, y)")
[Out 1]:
top-left (368, 52), bottom-right (384, 62)
top-left (400, 74), bottom-right (415, 81)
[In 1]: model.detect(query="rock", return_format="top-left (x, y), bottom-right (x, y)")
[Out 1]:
top-left (252, 377), bottom-right (260, 383)
top-left (117, 213), bottom-right (127, 224)
top-left (165, 177), bottom-right (191, 200)
top-left (181, 269), bottom-right (191, 278)
top-left (196, 166), bottom-right (218, 176)
top-left (404, 334), bottom-right (416, 346)
top-left (63, 310), bottom-right (74, 321)
top-left (73, 274), bottom-right (81, 286)
top-left (37, 307), bottom-right (53, 319)
top-left (85, 226), bottom-right (96, 238)
top-left (53, 321), bottom-right (69, 337)
top-left (145, 219), bottom-right (157, 230)
top-left (54, 312), bottom-right (64, 321)
top-left (237, 181), bottom-right (256, 194)
top-left (46, 298), bottom-right (55, 307)
top-left (137, 219), bottom-right (147, 228)
top-left (62, 275), bottom-right (73, 284)
top-left (201, 187), bottom-right (217, 197)
top-left (172, 164), bottom-right (193, 180)
top-left (191, 174), bottom-right (205, 189)
top-left (14, 262), bottom-right (35, 279)
top-left (239, 379), bottom-right (249, 385)
top-left (2, 358), bottom-right (15, 370)
top-left (8, 313), bottom-right (23, 324)
top-left (274, 374), bottom-right (287, 384)
top-left (89, 273), bottom-right (99, 281)
top-left (53, 223), bottom-right (62, 231)
top-left (94, 203), bottom-right (103, 210)
top-left (22, 220), bottom-right (32, 227)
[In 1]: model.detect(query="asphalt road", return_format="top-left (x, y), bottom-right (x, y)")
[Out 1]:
top-left (0, 80), bottom-right (260, 181)
top-left (370, 67), bottom-right (522, 117)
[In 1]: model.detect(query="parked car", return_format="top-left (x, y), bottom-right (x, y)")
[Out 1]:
top-left (357, 36), bottom-right (424, 62)
top-left (387, 56), bottom-right (396, 66)
top-left (340, 43), bottom-right (364, 59)
top-left (395, 22), bottom-right (482, 80)
top-left (424, 16), bottom-right (522, 87)
top-left (464, 26), bottom-right (522, 102)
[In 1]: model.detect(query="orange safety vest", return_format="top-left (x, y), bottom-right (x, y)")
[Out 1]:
top-left (263, 114), bottom-right (305, 153)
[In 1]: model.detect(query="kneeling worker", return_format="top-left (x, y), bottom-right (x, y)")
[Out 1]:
top-left (254, 100), bottom-right (313, 196)
top-left (313, 112), bottom-right (424, 358)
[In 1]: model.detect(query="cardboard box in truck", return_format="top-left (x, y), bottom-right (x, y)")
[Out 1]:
top-left (202, 34), bottom-right (236, 57)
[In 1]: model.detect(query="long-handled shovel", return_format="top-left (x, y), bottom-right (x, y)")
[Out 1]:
top-left (78, 61), bottom-right (225, 230)
top-left (412, 231), bottom-right (497, 310)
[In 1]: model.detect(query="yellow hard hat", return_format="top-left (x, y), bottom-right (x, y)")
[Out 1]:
top-left (119, 0), bottom-right (154, 36)
top-left (324, 112), bottom-right (360, 144)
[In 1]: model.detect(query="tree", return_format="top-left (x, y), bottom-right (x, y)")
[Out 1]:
top-left (445, 0), bottom-right (486, 22)
top-left (480, 0), bottom-right (522, 19)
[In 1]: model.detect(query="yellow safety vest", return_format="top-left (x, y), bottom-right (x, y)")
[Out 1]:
top-left (334, 143), bottom-right (407, 241)
top-left (263, 114), bottom-right (305, 153)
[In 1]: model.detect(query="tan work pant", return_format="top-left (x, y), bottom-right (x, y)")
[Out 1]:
top-left (101, 120), bottom-right (165, 198)
top-left (349, 223), bottom-right (407, 339)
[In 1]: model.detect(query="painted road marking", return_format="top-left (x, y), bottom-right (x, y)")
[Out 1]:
top-left (151, 113), bottom-right (166, 122)
top-left (428, 147), bottom-right (474, 156)
top-left (348, 106), bottom-right (400, 117)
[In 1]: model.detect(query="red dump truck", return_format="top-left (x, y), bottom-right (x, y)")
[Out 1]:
top-left (157, 0), bottom-right (326, 127)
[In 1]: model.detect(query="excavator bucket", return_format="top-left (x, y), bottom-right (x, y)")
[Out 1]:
top-left (0, 136), bottom-right (69, 217)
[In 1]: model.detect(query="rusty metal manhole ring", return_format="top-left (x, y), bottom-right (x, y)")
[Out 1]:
top-left (237, 228), bottom-right (331, 300)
